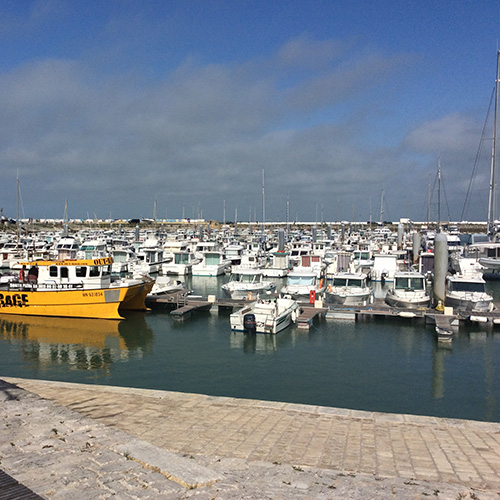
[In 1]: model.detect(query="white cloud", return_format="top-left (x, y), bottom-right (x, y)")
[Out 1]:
top-left (0, 33), bottom-right (488, 221)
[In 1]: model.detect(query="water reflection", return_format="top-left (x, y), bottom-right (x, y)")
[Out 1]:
top-left (229, 325), bottom-right (311, 354)
top-left (230, 331), bottom-right (278, 353)
top-left (432, 339), bottom-right (452, 399)
top-left (0, 313), bottom-right (153, 372)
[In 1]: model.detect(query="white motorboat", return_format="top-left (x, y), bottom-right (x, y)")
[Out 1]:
top-left (222, 269), bottom-right (276, 299)
top-left (77, 239), bottom-right (108, 260)
top-left (445, 274), bottom-right (495, 313)
top-left (385, 271), bottom-right (431, 309)
top-left (134, 237), bottom-right (171, 274)
top-left (224, 242), bottom-right (245, 266)
top-left (230, 297), bottom-right (299, 334)
top-left (463, 241), bottom-right (500, 280)
top-left (53, 235), bottom-right (80, 260)
top-left (191, 241), bottom-right (231, 276)
top-left (370, 253), bottom-right (399, 282)
top-left (262, 250), bottom-right (293, 278)
top-left (110, 247), bottom-right (138, 274)
top-left (162, 240), bottom-right (200, 276)
top-left (280, 267), bottom-right (326, 300)
top-left (325, 272), bottom-right (373, 306)
top-left (148, 275), bottom-right (186, 296)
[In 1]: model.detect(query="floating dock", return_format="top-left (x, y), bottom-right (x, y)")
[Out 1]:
top-left (147, 293), bottom-right (500, 338)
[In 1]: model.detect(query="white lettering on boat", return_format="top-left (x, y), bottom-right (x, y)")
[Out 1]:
top-left (82, 291), bottom-right (104, 298)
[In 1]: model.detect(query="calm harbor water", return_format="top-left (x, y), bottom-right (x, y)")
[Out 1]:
top-left (0, 275), bottom-right (499, 423)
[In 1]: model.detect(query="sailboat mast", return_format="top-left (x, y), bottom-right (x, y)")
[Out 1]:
top-left (261, 169), bottom-right (265, 238)
top-left (487, 49), bottom-right (500, 235)
top-left (379, 187), bottom-right (385, 223)
top-left (16, 176), bottom-right (20, 246)
top-left (437, 157), bottom-right (441, 233)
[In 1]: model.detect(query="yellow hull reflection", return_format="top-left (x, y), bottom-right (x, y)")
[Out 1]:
top-left (0, 313), bottom-right (123, 348)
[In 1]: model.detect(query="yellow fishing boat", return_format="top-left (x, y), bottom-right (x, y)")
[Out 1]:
top-left (0, 256), bottom-right (154, 320)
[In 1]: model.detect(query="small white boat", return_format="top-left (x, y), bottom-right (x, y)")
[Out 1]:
top-left (162, 240), bottom-right (200, 276)
top-left (134, 238), bottom-right (171, 274)
top-left (385, 271), bottom-right (431, 309)
top-left (325, 272), bottom-right (373, 306)
top-left (262, 250), bottom-right (293, 278)
top-left (192, 242), bottom-right (231, 276)
top-left (148, 275), bottom-right (186, 296)
top-left (280, 268), bottom-right (326, 300)
top-left (222, 269), bottom-right (276, 299)
top-left (110, 248), bottom-right (138, 274)
top-left (445, 274), bottom-right (494, 313)
top-left (77, 239), bottom-right (108, 260)
top-left (370, 253), bottom-right (399, 282)
top-left (230, 297), bottom-right (299, 334)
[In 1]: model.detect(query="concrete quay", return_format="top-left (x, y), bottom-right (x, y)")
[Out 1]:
top-left (1, 377), bottom-right (500, 499)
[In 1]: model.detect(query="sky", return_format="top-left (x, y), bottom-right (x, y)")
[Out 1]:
top-left (1, 0), bottom-right (500, 223)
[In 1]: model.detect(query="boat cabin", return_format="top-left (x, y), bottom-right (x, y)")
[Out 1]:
top-left (19, 257), bottom-right (113, 290)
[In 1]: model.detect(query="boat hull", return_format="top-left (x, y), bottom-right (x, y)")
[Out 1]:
top-left (445, 294), bottom-right (494, 313)
top-left (385, 292), bottom-right (431, 309)
top-left (0, 286), bottom-right (128, 319)
top-left (117, 278), bottom-right (154, 311)
top-left (325, 290), bottom-right (373, 306)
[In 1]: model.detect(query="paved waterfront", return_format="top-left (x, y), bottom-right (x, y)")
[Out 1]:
top-left (1, 377), bottom-right (500, 499)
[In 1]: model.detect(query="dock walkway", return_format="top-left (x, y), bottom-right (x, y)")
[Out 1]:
top-left (2, 377), bottom-right (499, 499)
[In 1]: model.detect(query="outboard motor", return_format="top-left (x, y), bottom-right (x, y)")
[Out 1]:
top-left (243, 313), bottom-right (257, 333)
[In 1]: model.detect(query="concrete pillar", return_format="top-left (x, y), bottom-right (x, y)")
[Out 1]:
top-left (412, 232), bottom-right (421, 265)
top-left (397, 223), bottom-right (404, 249)
top-left (433, 233), bottom-right (448, 307)
top-left (278, 228), bottom-right (285, 251)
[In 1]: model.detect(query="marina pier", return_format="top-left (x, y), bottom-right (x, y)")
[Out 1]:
top-left (148, 292), bottom-right (500, 338)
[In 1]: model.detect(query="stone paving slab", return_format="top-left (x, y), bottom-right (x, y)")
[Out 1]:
top-left (2, 376), bottom-right (500, 499)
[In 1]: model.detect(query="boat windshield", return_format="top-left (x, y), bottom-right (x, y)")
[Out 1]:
top-left (239, 273), bottom-right (260, 283)
top-left (332, 278), bottom-right (364, 287)
top-left (395, 277), bottom-right (425, 290)
top-left (175, 253), bottom-right (190, 264)
top-left (347, 279), bottom-right (364, 287)
top-left (288, 275), bottom-right (315, 285)
top-left (333, 278), bottom-right (348, 287)
top-left (450, 281), bottom-right (486, 293)
top-left (354, 252), bottom-right (370, 260)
